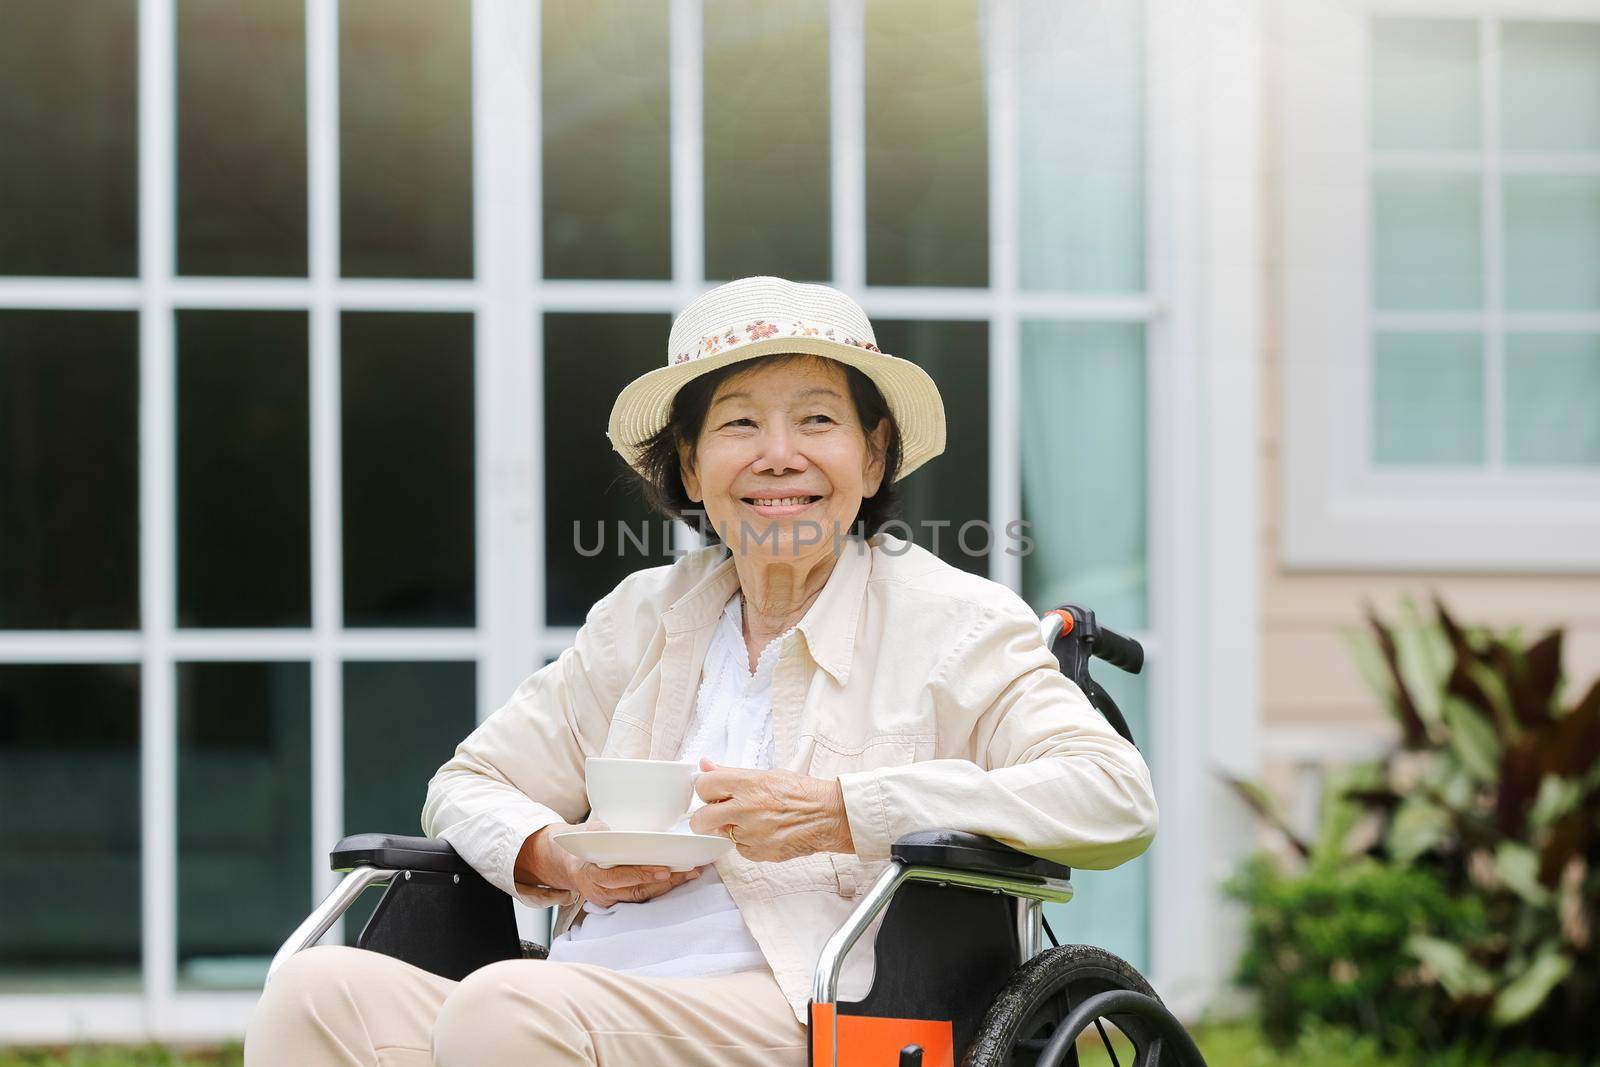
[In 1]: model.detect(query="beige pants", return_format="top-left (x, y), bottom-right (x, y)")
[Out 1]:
top-left (244, 945), bottom-right (810, 1067)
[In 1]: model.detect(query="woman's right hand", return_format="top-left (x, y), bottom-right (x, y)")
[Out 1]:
top-left (519, 820), bottom-right (701, 908)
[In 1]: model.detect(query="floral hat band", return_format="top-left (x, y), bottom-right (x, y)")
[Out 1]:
top-left (607, 276), bottom-right (947, 482)
top-left (673, 317), bottom-right (881, 365)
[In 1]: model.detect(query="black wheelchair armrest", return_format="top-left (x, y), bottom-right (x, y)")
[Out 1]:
top-left (890, 830), bottom-right (1072, 882)
top-left (317, 833), bottom-right (523, 982)
top-left (330, 833), bottom-right (475, 875)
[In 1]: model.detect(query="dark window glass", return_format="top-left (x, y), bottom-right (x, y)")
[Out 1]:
top-left (177, 661), bottom-right (310, 990)
top-left (340, 0), bottom-right (472, 278)
top-left (0, 664), bottom-right (141, 989)
top-left (177, 0), bottom-right (307, 276)
top-left (704, 0), bottom-right (830, 282)
top-left (864, 0), bottom-right (987, 287)
top-left (542, 1), bottom-right (671, 280)
top-left (1, 311), bottom-right (140, 629)
top-left (873, 320), bottom-right (988, 574)
top-left (0, 1), bottom-right (138, 276)
top-left (341, 660), bottom-right (475, 942)
top-left (342, 313), bottom-right (475, 627)
top-left (544, 313), bottom-right (675, 625)
top-left (178, 311), bottom-right (311, 628)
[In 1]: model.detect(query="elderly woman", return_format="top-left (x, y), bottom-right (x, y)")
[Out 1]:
top-left (245, 276), bottom-right (1158, 1066)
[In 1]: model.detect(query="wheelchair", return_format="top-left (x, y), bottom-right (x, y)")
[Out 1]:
top-left (266, 604), bottom-right (1207, 1067)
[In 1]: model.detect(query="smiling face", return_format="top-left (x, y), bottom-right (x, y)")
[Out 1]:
top-left (677, 356), bottom-right (889, 563)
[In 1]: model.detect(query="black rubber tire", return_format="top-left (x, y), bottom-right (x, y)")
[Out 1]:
top-left (962, 944), bottom-right (1165, 1067)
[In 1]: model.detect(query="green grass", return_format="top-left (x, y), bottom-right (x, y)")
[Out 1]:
top-left (1, 1023), bottom-right (1588, 1066)
top-left (0, 1049), bottom-right (242, 1067)
top-left (1195, 1021), bottom-right (1583, 1067)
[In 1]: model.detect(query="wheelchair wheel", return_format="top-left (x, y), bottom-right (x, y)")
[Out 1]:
top-left (962, 944), bottom-right (1201, 1067)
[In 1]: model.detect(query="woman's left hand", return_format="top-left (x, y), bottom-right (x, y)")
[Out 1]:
top-left (688, 758), bottom-right (855, 862)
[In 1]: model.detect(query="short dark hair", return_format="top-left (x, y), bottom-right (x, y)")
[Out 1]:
top-left (629, 353), bottom-right (903, 544)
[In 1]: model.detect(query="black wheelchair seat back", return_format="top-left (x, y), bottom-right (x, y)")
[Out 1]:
top-left (813, 848), bottom-right (1052, 1064)
top-left (346, 846), bottom-right (521, 982)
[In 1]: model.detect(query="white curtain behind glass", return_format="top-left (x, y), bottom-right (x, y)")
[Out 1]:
top-left (1013, 0), bottom-right (1151, 973)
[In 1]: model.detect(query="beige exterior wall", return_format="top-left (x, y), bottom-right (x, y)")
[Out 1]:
top-left (1258, 32), bottom-right (1600, 750)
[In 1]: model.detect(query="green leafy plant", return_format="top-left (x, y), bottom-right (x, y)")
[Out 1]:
top-left (1225, 598), bottom-right (1600, 1057)
top-left (1226, 851), bottom-right (1484, 1049)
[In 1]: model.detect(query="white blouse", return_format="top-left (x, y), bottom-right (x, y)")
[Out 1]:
top-left (544, 591), bottom-right (791, 978)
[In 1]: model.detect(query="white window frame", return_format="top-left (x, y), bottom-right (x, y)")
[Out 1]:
top-left (0, 0), bottom-right (1259, 1040)
top-left (1281, 0), bottom-right (1600, 572)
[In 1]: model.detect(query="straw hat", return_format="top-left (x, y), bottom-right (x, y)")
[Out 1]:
top-left (606, 276), bottom-right (946, 481)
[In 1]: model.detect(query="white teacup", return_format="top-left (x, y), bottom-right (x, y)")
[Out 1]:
top-left (585, 757), bottom-right (699, 832)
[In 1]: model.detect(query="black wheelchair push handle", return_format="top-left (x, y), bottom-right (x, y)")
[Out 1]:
top-left (1043, 604), bottom-right (1143, 749)
top-left (1088, 621), bottom-right (1142, 674)
top-left (1042, 606), bottom-right (1144, 675)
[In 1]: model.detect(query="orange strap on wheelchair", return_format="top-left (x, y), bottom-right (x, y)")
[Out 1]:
top-left (1047, 609), bottom-right (1075, 637)
top-left (810, 1003), bottom-right (954, 1067)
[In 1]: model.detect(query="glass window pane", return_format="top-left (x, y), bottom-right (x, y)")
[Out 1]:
top-left (1505, 332), bottom-right (1600, 466)
top-left (177, 661), bottom-right (310, 990)
top-left (178, 311), bottom-right (311, 628)
top-left (0, 665), bottom-right (141, 991)
top-left (1504, 174), bottom-right (1600, 312)
top-left (872, 320), bottom-right (988, 575)
top-left (0, 1), bottom-right (138, 276)
top-left (542, 1), bottom-right (671, 280)
top-left (1044, 668), bottom-right (1149, 973)
top-left (177, 0), bottom-right (307, 276)
top-left (1020, 322), bottom-right (1146, 629)
top-left (544, 313), bottom-right (675, 626)
top-left (865, 0), bottom-right (987, 287)
top-left (342, 313), bottom-right (476, 627)
top-left (1502, 21), bottom-right (1600, 154)
top-left (1, 311), bottom-right (140, 629)
top-left (342, 660), bottom-right (475, 942)
top-left (340, 0), bottom-right (472, 279)
top-left (1369, 18), bottom-right (1479, 152)
top-left (1372, 331), bottom-right (1484, 466)
top-left (703, 0), bottom-right (830, 283)
top-left (1018, 0), bottom-right (1143, 292)
top-left (1372, 172), bottom-right (1483, 310)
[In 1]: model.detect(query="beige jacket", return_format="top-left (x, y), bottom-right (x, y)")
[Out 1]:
top-left (421, 533), bottom-right (1158, 1025)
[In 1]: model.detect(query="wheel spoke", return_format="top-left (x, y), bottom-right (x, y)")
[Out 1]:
top-left (1130, 1035), bottom-right (1163, 1067)
top-left (1094, 1017), bottom-right (1123, 1067)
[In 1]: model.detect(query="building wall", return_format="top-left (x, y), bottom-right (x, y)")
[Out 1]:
top-left (1257, 30), bottom-right (1600, 760)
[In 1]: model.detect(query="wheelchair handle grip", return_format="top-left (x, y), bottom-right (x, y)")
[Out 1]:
top-left (1091, 623), bottom-right (1144, 674)
top-left (1042, 607), bottom-right (1144, 676)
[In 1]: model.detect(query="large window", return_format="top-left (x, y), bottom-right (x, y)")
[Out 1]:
top-left (0, 0), bottom-right (1192, 1037)
top-left (1283, 0), bottom-right (1600, 569)
top-left (0, 0), bottom-right (484, 1020)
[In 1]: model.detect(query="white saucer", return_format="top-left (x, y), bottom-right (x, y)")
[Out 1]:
top-left (555, 830), bottom-right (733, 871)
